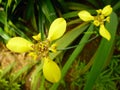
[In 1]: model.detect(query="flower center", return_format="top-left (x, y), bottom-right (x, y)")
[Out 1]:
top-left (33, 40), bottom-right (50, 58)
top-left (94, 15), bottom-right (105, 26)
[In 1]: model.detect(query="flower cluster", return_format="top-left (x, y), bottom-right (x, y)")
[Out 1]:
top-left (6, 18), bottom-right (67, 83)
top-left (78, 5), bottom-right (112, 40)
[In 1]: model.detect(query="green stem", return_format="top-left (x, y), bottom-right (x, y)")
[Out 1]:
top-left (57, 34), bottom-right (98, 51)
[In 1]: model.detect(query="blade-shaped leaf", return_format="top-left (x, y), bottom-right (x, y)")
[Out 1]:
top-left (50, 22), bottom-right (89, 59)
top-left (84, 12), bottom-right (118, 90)
top-left (50, 23), bottom-right (93, 90)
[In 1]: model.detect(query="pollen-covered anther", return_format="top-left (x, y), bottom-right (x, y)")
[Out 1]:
top-left (37, 40), bottom-right (50, 57)
top-left (93, 20), bottom-right (100, 26)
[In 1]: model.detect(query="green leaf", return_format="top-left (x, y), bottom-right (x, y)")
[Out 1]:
top-left (63, 11), bottom-right (79, 19)
top-left (40, 0), bottom-right (57, 23)
top-left (84, 12), bottom-right (118, 90)
top-left (87, 0), bottom-right (100, 8)
top-left (38, 5), bottom-right (45, 40)
top-left (67, 2), bottom-right (94, 10)
top-left (7, 0), bottom-right (12, 7)
top-left (113, 1), bottom-right (120, 11)
top-left (8, 21), bottom-right (30, 40)
top-left (25, 0), bottom-right (34, 20)
top-left (50, 22), bottom-right (89, 59)
top-left (10, 64), bottom-right (33, 82)
top-left (31, 62), bottom-right (43, 90)
top-left (50, 23), bottom-right (93, 90)
top-left (0, 61), bottom-right (15, 78)
top-left (0, 27), bottom-right (10, 42)
top-left (0, 11), bottom-right (6, 24)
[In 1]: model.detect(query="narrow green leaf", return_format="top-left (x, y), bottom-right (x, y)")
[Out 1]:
top-left (0, 61), bottom-right (15, 78)
top-left (7, 0), bottom-right (12, 7)
top-left (0, 0), bottom-right (2, 3)
top-left (31, 61), bottom-right (43, 90)
top-left (63, 11), bottom-right (79, 19)
top-left (0, 27), bottom-right (10, 42)
top-left (25, 0), bottom-right (34, 20)
top-left (38, 75), bottom-right (45, 90)
top-left (50, 22), bottom-right (89, 59)
top-left (11, 0), bottom-right (22, 13)
top-left (38, 4), bottom-right (45, 40)
top-left (11, 64), bottom-right (32, 82)
top-left (0, 11), bottom-right (6, 24)
top-left (8, 21), bottom-right (30, 40)
top-left (50, 24), bottom-right (93, 90)
top-left (113, 1), bottom-right (120, 11)
top-left (25, 0), bottom-right (38, 31)
top-left (84, 12), bottom-right (118, 90)
top-left (15, 21), bottom-right (34, 35)
top-left (87, 0), bottom-right (100, 8)
top-left (40, 0), bottom-right (57, 23)
top-left (67, 2), bottom-right (94, 10)
top-left (102, 0), bottom-right (112, 5)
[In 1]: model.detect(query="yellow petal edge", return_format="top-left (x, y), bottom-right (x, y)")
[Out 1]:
top-left (102, 5), bottom-right (112, 16)
top-left (78, 10), bottom-right (94, 21)
top-left (32, 33), bottom-right (41, 41)
top-left (6, 37), bottom-right (33, 53)
top-left (99, 24), bottom-right (111, 40)
top-left (47, 18), bottom-right (66, 41)
top-left (43, 57), bottom-right (61, 83)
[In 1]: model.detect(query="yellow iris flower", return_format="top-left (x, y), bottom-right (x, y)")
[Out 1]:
top-left (6, 18), bottom-right (67, 83)
top-left (78, 5), bottom-right (112, 40)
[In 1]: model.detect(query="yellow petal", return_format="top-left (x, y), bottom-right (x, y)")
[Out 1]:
top-left (78, 10), bottom-right (94, 21)
top-left (106, 16), bottom-right (110, 23)
top-left (28, 52), bottom-right (37, 60)
top-left (6, 37), bottom-right (33, 53)
top-left (99, 24), bottom-right (111, 40)
top-left (47, 18), bottom-right (66, 41)
top-left (32, 33), bottom-right (41, 41)
top-left (43, 57), bottom-right (61, 83)
top-left (49, 43), bottom-right (57, 53)
top-left (102, 5), bottom-right (112, 16)
top-left (96, 9), bottom-right (102, 14)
